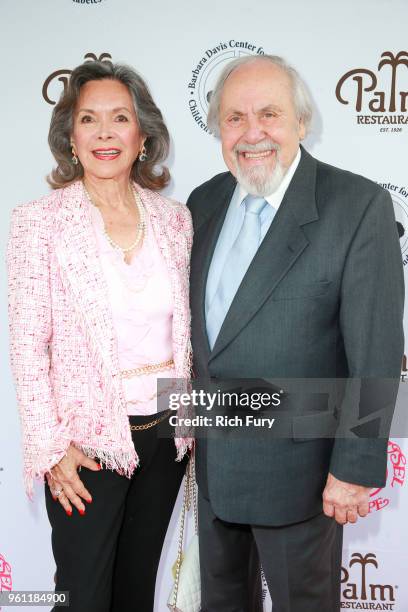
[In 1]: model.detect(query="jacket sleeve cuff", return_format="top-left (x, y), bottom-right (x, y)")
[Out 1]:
top-left (329, 437), bottom-right (388, 488)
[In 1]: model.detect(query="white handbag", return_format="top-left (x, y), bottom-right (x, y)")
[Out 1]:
top-left (168, 455), bottom-right (201, 612)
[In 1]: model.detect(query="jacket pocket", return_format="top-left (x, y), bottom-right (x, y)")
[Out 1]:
top-left (292, 411), bottom-right (338, 441)
top-left (271, 280), bottom-right (331, 301)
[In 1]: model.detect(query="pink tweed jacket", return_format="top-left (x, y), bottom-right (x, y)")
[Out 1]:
top-left (7, 180), bottom-right (193, 497)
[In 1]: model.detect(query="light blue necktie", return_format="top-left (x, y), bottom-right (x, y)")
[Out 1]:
top-left (206, 195), bottom-right (268, 349)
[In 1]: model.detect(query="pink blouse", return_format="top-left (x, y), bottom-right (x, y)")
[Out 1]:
top-left (89, 202), bottom-right (176, 415)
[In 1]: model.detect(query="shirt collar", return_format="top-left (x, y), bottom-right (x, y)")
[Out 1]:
top-left (236, 147), bottom-right (301, 211)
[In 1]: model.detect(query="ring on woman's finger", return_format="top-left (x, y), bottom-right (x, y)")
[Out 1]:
top-left (54, 489), bottom-right (63, 497)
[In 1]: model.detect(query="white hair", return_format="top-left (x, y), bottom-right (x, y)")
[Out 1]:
top-left (207, 54), bottom-right (313, 136)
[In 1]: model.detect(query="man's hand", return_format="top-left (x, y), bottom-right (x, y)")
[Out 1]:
top-left (322, 473), bottom-right (371, 525)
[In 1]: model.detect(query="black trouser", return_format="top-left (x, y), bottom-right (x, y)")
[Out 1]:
top-left (198, 490), bottom-right (343, 612)
top-left (45, 414), bottom-right (187, 612)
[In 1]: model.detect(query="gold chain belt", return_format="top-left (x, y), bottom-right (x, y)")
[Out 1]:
top-left (120, 358), bottom-right (174, 379)
top-left (130, 409), bottom-right (172, 431)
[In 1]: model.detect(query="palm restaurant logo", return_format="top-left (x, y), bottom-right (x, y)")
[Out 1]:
top-left (369, 440), bottom-right (406, 513)
top-left (0, 554), bottom-right (12, 610)
top-left (336, 51), bottom-right (408, 129)
top-left (42, 53), bottom-right (112, 105)
top-left (187, 40), bottom-right (265, 133)
top-left (341, 552), bottom-right (397, 609)
top-left (378, 182), bottom-right (408, 267)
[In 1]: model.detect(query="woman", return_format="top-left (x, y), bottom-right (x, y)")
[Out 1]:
top-left (7, 60), bottom-right (192, 612)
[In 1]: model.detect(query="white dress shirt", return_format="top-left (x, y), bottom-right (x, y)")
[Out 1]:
top-left (205, 148), bottom-right (301, 318)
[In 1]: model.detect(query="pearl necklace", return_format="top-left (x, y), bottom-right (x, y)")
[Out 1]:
top-left (83, 182), bottom-right (146, 254)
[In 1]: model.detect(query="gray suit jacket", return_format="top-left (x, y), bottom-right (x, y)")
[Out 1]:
top-left (187, 147), bottom-right (404, 526)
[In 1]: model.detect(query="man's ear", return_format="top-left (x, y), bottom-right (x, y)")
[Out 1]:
top-left (298, 118), bottom-right (306, 141)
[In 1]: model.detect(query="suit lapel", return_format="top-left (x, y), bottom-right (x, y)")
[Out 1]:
top-left (54, 181), bottom-right (123, 394)
top-left (190, 175), bottom-right (237, 364)
top-left (210, 148), bottom-right (319, 361)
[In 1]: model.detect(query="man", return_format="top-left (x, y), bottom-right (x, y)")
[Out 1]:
top-left (187, 55), bottom-right (404, 611)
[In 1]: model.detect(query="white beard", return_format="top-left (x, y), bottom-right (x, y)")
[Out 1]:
top-left (234, 150), bottom-right (286, 197)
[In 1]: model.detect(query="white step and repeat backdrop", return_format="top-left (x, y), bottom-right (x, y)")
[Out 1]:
top-left (1, 1), bottom-right (407, 610)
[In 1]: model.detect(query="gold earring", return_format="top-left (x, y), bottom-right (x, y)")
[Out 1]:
top-left (139, 145), bottom-right (147, 162)
top-left (71, 144), bottom-right (79, 166)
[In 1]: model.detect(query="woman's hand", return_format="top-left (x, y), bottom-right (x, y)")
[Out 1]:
top-left (46, 444), bottom-right (101, 516)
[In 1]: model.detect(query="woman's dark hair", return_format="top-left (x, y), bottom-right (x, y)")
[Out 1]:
top-left (47, 60), bottom-right (170, 190)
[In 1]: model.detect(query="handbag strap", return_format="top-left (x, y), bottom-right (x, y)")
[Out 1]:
top-left (171, 454), bottom-right (196, 607)
top-left (189, 453), bottom-right (198, 534)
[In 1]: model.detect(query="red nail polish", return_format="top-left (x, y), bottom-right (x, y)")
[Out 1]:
top-left (79, 509), bottom-right (86, 516)
top-left (97, 464), bottom-right (102, 471)
top-left (86, 498), bottom-right (93, 504)
top-left (66, 509), bottom-right (72, 517)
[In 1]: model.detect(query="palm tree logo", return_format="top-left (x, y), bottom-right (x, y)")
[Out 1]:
top-left (336, 50), bottom-right (408, 112)
top-left (42, 53), bottom-right (112, 105)
top-left (377, 51), bottom-right (408, 112)
top-left (83, 53), bottom-right (112, 63)
top-left (349, 553), bottom-right (378, 600)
